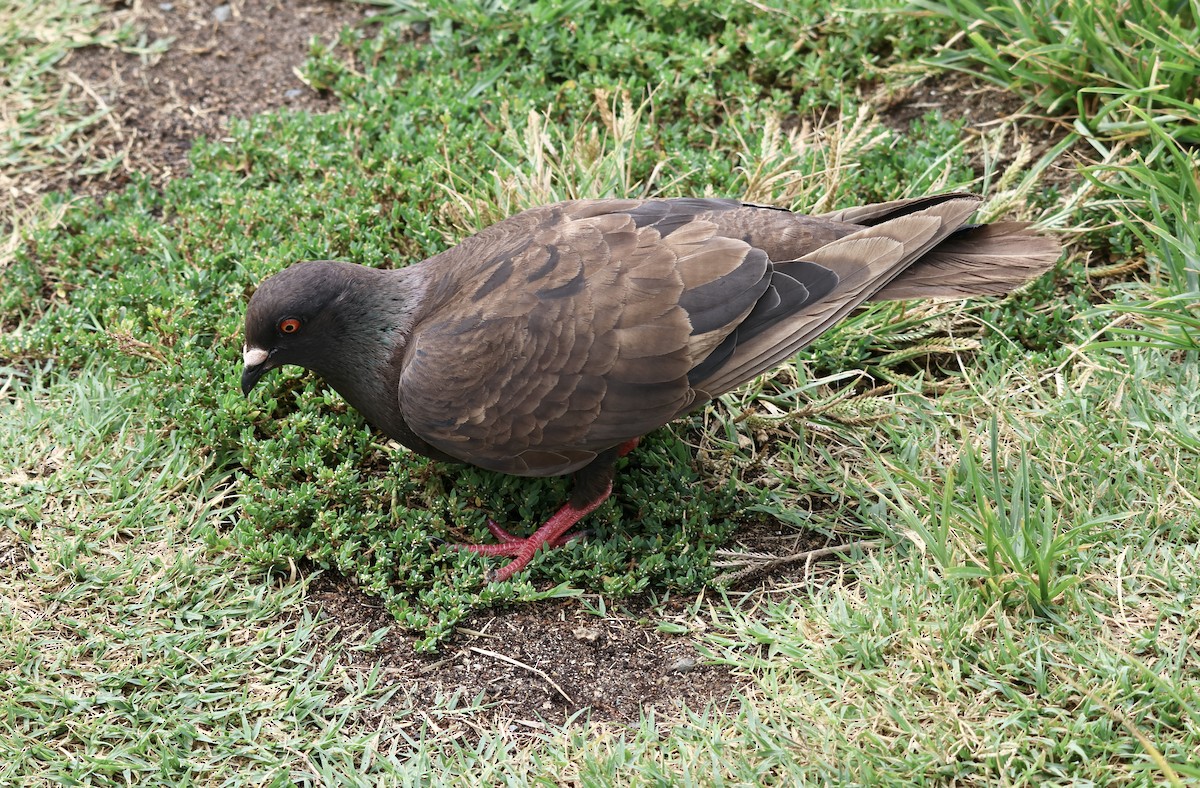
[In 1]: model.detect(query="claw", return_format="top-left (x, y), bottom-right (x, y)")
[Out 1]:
top-left (454, 482), bottom-right (613, 582)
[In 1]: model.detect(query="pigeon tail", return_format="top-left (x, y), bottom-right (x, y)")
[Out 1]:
top-left (870, 222), bottom-right (1061, 300)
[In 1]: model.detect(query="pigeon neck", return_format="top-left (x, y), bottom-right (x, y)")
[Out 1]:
top-left (313, 267), bottom-right (430, 445)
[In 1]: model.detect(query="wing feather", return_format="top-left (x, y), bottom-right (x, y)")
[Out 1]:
top-left (399, 199), bottom-right (766, 476)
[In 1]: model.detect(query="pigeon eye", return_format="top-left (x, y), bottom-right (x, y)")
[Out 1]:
top-left (278, 317), bottom-right (302, 334)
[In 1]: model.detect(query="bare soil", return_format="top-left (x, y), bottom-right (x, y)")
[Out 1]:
top-left (49, 0), bottom-right (373, 201)
top-left (877, 72), bottom-right (1084, 191)
top-left (876, 72), bottom-right (1030, 131)
top-left (307, 570), bottom-right (741, 730)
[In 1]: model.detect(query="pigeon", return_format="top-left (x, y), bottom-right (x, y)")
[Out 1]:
top-left (241, 193), bottom-right (1060, 582)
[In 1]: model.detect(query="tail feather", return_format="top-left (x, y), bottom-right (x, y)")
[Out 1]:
top-left (692, 198), bottom-right (987, 396)
top-left (871, 222), bottom-right (1061, 301)
top-left (689, 193), bottom-right (1062, 398)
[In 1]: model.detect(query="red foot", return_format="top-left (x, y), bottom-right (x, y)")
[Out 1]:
top-left (467, 518), bottom-right (585, 551)
top-left (457, 482), bottom-right (613, 583)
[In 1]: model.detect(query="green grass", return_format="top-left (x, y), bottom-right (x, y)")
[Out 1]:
top-left (2, 0), bottom-right (1199, 782)
top-left (914, 0), bottom-right (1199, 136)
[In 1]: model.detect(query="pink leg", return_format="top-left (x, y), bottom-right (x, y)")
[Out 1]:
top-left (458, 482), bottom-right (613, 583)
top-left (457, 438), bottom-right (640, 582)
top-left (478, 518), bottom-right (583, 549)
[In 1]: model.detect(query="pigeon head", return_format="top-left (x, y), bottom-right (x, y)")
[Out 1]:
top-left (241, 260), bottom-right (381, 396)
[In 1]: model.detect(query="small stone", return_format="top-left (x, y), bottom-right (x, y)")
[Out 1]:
top-left (159, 2), bottom-right (174, 10)
top-left (285, 88), bottom-right (303, 100)
top-left (666, 657), bottom-right (697, 673)
top-left (213, 4), bottom-right (231, 23)
top-left (572, 625), bottom-right (602, 643)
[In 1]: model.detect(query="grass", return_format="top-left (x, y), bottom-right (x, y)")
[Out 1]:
top-left (915, 0), bottom-right (1200, 141)
top-left (2, 0), bottom-right (1199, 782)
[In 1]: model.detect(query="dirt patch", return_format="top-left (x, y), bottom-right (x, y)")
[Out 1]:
top-left (303, 520), bottom-right (858, 729)
top-left (877, 72), bottom-right (1084, 192)
top-left (307, 570), bottom-right (740, 730)
top-left (876, 72), bottom-right (1030, 131)
top-left (38, 0), bottom-right (374, 204)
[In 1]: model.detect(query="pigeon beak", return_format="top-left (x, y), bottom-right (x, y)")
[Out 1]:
top-left (241, 345), bottom-right (271, 396)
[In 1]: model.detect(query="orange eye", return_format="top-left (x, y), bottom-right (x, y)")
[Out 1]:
top-left (278, 318), bottom-right (302, 334)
